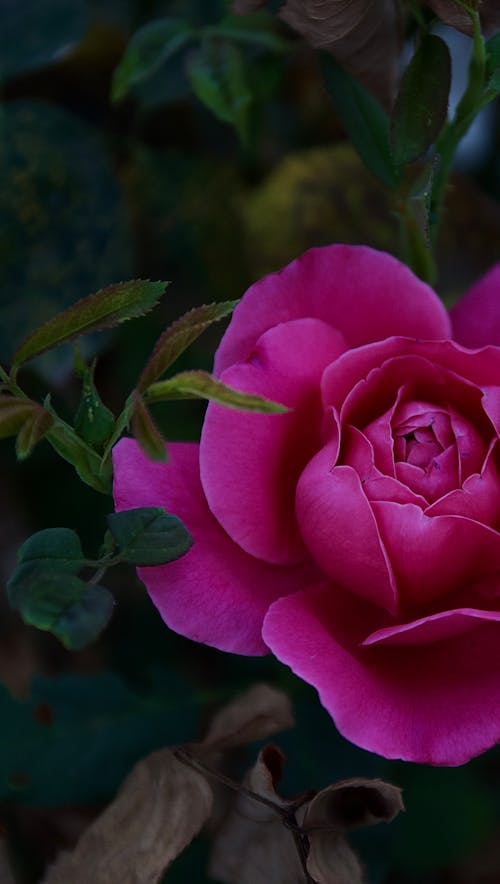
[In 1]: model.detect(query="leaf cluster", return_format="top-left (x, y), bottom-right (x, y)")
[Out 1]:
top-left (7, 510), bottom-right (192, 650)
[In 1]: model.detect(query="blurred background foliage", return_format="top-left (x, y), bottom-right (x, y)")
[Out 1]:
top-left (1, 0), bottom-right (500, 881)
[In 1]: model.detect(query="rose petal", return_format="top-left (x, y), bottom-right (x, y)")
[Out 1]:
top-left (112, 439), bottom-right (317, 654)
top-left (363, 608), bottom-right (500, 646)
top-left (214, 246), bottom-right (451, 375)
top-left (322, 338), bottom-right (500, 425)
top-left (341, 424), bottom-right (427, 506)
top-left (263, 583), bottom-right (500, 764)
top-left (395, 446), bottom-right (459, 503)
top-left (426, 441), bottom-right (500, 525)
top-left (201, 318), bottom-right (347, 565)
top-left (296, 450), bottom-right (398, 613)
top-left (450, 264), bottom-right (500, 348)
top-left (372, 501), bottom-right (500, 607)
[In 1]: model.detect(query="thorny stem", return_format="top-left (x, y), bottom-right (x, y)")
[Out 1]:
top-left (173, 748), bottom-right (317, 884)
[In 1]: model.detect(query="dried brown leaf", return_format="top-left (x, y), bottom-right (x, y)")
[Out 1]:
top-left (42, 748), bottom-right (213, 884)
top-left (426, 0), bottom-right (500, 35)
top-left (304, 778), bottom-right (404, 884)
top-left (304, 777), bottom-right (404, 832)
top-left (280, 0), bottom-right (400, 107)
top-left (209, 746), bottom-right (304, 884)
top-left (195, 683), bottom-right (295, 754)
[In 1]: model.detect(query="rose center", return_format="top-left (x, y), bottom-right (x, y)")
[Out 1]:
top-left (394, 425), bottom-right (444, 470)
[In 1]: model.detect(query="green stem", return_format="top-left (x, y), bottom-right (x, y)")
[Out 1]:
top-left (430, 8), bottom-right (486, 243)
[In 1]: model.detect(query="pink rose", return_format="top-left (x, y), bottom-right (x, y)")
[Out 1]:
top-left (113, 245), bottom-right (500, 765)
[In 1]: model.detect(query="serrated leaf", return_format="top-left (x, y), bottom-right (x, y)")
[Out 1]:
top-left (111, 17), bottom-right (194, 102)
top-left (15, 406), bottom-right (54, 460)
top-left (17, 527), bottom-right (85, 572)
top-left (132, 396), bottom-right (167, 462)
top-left (7, 569), bottom-right (114, 650)
top-left (186, 40), bottom-right (253, 143)
top-left (12, 279), bottom-right (168, 368)
top-left (74, 362), bottom-right (115, 448)
top-left (146, 370), bottom-right (289, 413)
top-left (107, 507), bottom-right (193, 566)
top-left (321, 54), bottom-right (399, 189)
top-left (390, 35), bottom-right (451, 166)
top-left (136, 300), bottom-right (237, 392)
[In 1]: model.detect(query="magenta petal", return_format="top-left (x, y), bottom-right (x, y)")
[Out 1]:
top-left (112, 439), bottom-right (317, 655)
top-left (426, 441), bottom-right (500, 525)
top-left (263, 585), bottom-right (500, 764)
top-left (363, 608), bottom-right (500, 646)
top-left (321, 337), bottom-right (500, 417)
top-left (296, 451), bottom-right (397, 613)
top-left (482, 386), bottom-right (500, 437)
top-left (341, 425), bottom-right (426, 506)
top-left (372, 501), bottom-right (500, 606)
top-left (451, 264), bottom-right (500, 348)
top-left (215, 245), bottom-right (451, 374)
top-left (201, 318), bottom-right (346, 565)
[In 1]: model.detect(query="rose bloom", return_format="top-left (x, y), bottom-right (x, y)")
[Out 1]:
top-left (113, 245), bottom-right (500, 765)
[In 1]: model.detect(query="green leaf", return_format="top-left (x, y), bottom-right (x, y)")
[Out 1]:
top-left (111, 17), bottom-right (195, 103)
top-left (0, 670), bottom-right (199, 805)
top-left (132, 396), bottom-right (168, 462)
top-left (390, 35), bottom-right (451, 166)
top-left (45, 421), bottom-right (112, 495)
top-left (146, 370), bottom-right (289, 413)
top-left (485, 32), bottom-right (500, 78)
top-left (137, 300), bottom-right (237, 392)
top-left (107, 507), bottom-right (193, 566)
top-left (486, 68), bottom-right (500, 93)
top-left (207, 12), bottom-right (289, 52)
top-left (321, 54), bottom-right (399, 189)
top-left (17, 527), bottom-right (85, 572)
top-left (12, 279), bottom-right (168, 369)
top-left (74, 362), bottom-right (115, 448)
top-left (186, 40), bottom-right (253, 143)
top-left (7, 568), bottom-right (114, 650)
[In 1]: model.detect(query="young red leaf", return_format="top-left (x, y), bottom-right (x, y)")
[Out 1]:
top-left (132, 396), bottom-right (167, 462)
top-left (145, 370), bottom-right (289, 413)
top-left (136, 300), bottom-right (237, 393)
top-left (12, 280), bottom-right (168, 368)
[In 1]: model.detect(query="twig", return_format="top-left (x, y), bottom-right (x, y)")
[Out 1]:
top-left (173, 748), bottom-right (317, 884)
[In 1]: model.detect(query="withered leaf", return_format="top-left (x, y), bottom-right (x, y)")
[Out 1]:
top-left (42, 748), bottom-right (213, 884)
top-left (280, 0), bottom-right (400, 107)
top-left (304, 778), bottom-right (404, 884)
top-left (426, 0), bottom-right (500, 35)
top-left (209, 745), bottom-right (305, 884)
top-left (195, 683), bottom-right (295, 754)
